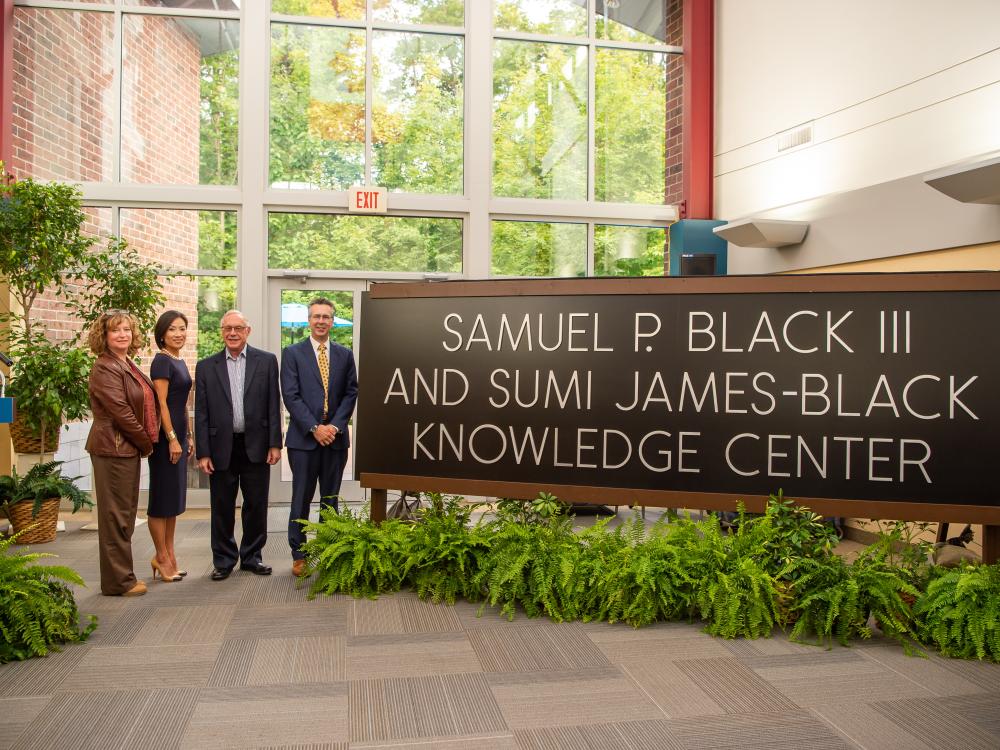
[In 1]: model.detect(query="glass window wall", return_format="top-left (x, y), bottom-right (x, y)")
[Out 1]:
top-left (494, 0), bottom-right (587, 38)
top-left (272, 0), bottom-right (366, 21)
top-left (374, 0), bottom-right (464, 26)
top-left (594, 224), bottom-right (667, 276)
top-left (372, 31), bottom-right (464, 194)
top-left (268, 213), bottom-right (463, 274)
top-left (493, 41), bottom-right (588, 200)
top-left (595, 48), bottom-right (668, 204)
top-left (491, 220), bottom-right (586, 278)
top-left (12, 0), bottom-right (680, 290)
top-left (270, 23), bottom-right (366, 190)
top-left (122, 16), bottom-right (240, 185)
top-left (119, 208), bottom-right (237, 359)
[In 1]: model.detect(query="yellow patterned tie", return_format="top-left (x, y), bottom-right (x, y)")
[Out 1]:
top-left (318, 343), bottom-right (330, 421)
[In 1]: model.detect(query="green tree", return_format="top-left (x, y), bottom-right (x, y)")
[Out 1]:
top-left (270, 24), bottom-right (365, 189)
top-left (200, 48), bottom-right (240, 185)
top-left (373, 32), bottom-right (464, 194)
top-left (492, 40), bottom-right (588, 200)
top-left (595, 48), bottom-right (667, 204)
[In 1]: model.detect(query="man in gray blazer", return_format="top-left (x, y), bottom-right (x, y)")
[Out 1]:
top-left (195, 310), bottom-right (282, 580)
top-left (280, 297), bottom-right (358, 576)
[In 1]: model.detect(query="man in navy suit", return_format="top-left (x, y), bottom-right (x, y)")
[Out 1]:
top-left (281, 297), bottom-right (358, 577)
top-left (195, 310), bottom-right (282, 580)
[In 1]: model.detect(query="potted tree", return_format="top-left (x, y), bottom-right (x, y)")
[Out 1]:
top-left (0, 460), bottom-right (92, 544)
top-left (0, 163), bottom-right (95, 453)
top-left (6, 335), bottom-right (93, 454)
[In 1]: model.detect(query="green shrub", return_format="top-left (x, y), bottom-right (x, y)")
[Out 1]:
top-left (915, 563), bottom-right (1000, 661)
top-left (691, 512), bottom-right (779, 639)
top-left (300, 507), bottom-right (410, 599)
top-left (574, 515), bottom-right (700, 627)
top-left (0, 531), bottom-right (97, 662)
top-left (864, 519), bottom-right (934, 590)
top-left (753, 491), bottom-right (839, 577)
top-left (401, 493), bottom-right (491, 605)
top-left (786, 545), bottom-right (919, 648)
top-left (474, 502), bottom-right (580, 621)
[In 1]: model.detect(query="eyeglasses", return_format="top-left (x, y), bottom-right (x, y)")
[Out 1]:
top-left (102, 309), bottom-right (128, 319)
top-left (221, 325), bottom-right (248, 333)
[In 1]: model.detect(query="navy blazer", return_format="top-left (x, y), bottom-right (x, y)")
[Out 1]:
top-left (281, 338), bottom-right (358, 451)
top-left (194, 345), bottom-right (282, 471)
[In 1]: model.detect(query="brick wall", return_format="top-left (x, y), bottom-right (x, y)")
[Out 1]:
top-left (10, 8), bottom-right (114, 182)
top-left (121, 14), bottom-right (201, 184)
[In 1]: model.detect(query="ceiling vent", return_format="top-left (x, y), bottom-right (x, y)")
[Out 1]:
top-left (777, 122), bottom-right (813, 152)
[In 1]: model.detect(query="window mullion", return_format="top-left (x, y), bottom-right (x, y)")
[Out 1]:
top-left (364, 5), bottom-right (373, 185)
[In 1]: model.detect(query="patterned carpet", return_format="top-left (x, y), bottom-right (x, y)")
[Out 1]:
top-left (2, 512), bottom-right (999, 750)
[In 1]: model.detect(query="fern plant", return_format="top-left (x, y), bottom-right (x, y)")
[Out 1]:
top-left (475, 502), bottom-right (580, 621)
top-left (0, 460), bottom-right (92, 519)
top-left (690, 511), bottom-right (778, 639)
top-left (300, 507), bottom-right (410, 599)
top-left (0, 531), bottom-right (97, 662)
top-left (574, 515), bottom-right (700, 627)
top-left (401, 493), bottom-right (491, 605)
top-left (915, 562), bottom-right (1000, 661)
top-left (786, 544), bottom-right (919, 649)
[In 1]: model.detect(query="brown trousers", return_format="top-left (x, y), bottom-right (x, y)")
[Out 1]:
top-left (91, 454), bottom-right (141, 595)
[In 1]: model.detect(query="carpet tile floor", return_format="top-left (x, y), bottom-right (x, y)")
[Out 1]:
top-left (2, 512), bottom-right (999, 750)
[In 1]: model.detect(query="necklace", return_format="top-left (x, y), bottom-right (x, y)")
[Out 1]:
top-left (162, 349), bottom-right (183, 360)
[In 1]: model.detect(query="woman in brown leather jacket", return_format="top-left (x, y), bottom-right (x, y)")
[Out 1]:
top-left (85, 311), bottom-right (160, 597)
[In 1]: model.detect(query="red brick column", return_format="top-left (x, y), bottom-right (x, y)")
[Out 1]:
top-left (681, 0), bottom-right (713, 219)
top-left (1, 0), bottom-right (12, 167)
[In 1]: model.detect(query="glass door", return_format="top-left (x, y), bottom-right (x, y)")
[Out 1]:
top-left (267, 279), bottom-right (368, 503)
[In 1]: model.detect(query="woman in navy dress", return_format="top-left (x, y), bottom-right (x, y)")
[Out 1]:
top-left (147, 310), bottom-right (193, 582)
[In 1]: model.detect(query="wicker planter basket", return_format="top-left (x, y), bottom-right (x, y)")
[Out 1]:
top-left (10, 415), bottom-right (61, 454)
top-left (7, 498), bottom-right (60, 544)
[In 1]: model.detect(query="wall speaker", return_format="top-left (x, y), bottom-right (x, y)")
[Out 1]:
top-left (679, 253), bottom-right (717, 276)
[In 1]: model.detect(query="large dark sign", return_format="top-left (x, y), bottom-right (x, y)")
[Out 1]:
top-left (357, 274), bottom-right (1000, 522)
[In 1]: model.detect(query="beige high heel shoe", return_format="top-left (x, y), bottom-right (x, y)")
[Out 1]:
top-left (151, 558), bottom-right (183, 582)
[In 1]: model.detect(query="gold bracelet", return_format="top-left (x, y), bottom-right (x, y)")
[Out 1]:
top-left (167, 430), bottom-right (177, 441)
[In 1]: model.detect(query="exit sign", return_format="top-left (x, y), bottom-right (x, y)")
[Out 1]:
top-left (348, 186), bottom-right (388, 214)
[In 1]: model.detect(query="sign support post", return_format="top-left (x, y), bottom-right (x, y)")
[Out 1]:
top-left (371, 488), bottom-right (387, 523)
top-left (984, 525), bottom-right (999, 565)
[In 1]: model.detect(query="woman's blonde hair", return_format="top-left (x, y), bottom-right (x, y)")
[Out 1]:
top-left (88, 310), bottom-right (143, 358)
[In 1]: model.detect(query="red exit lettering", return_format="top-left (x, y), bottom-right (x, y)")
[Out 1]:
top-left (356, 191), bottom-right (378, 209)
top-left (348, 186), bottom-right (388, 214)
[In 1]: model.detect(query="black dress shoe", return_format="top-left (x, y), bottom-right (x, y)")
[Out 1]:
top-left (210, 567), bottom-right (233, 581)
top-left (240, 562), bottom-right (272, 576)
